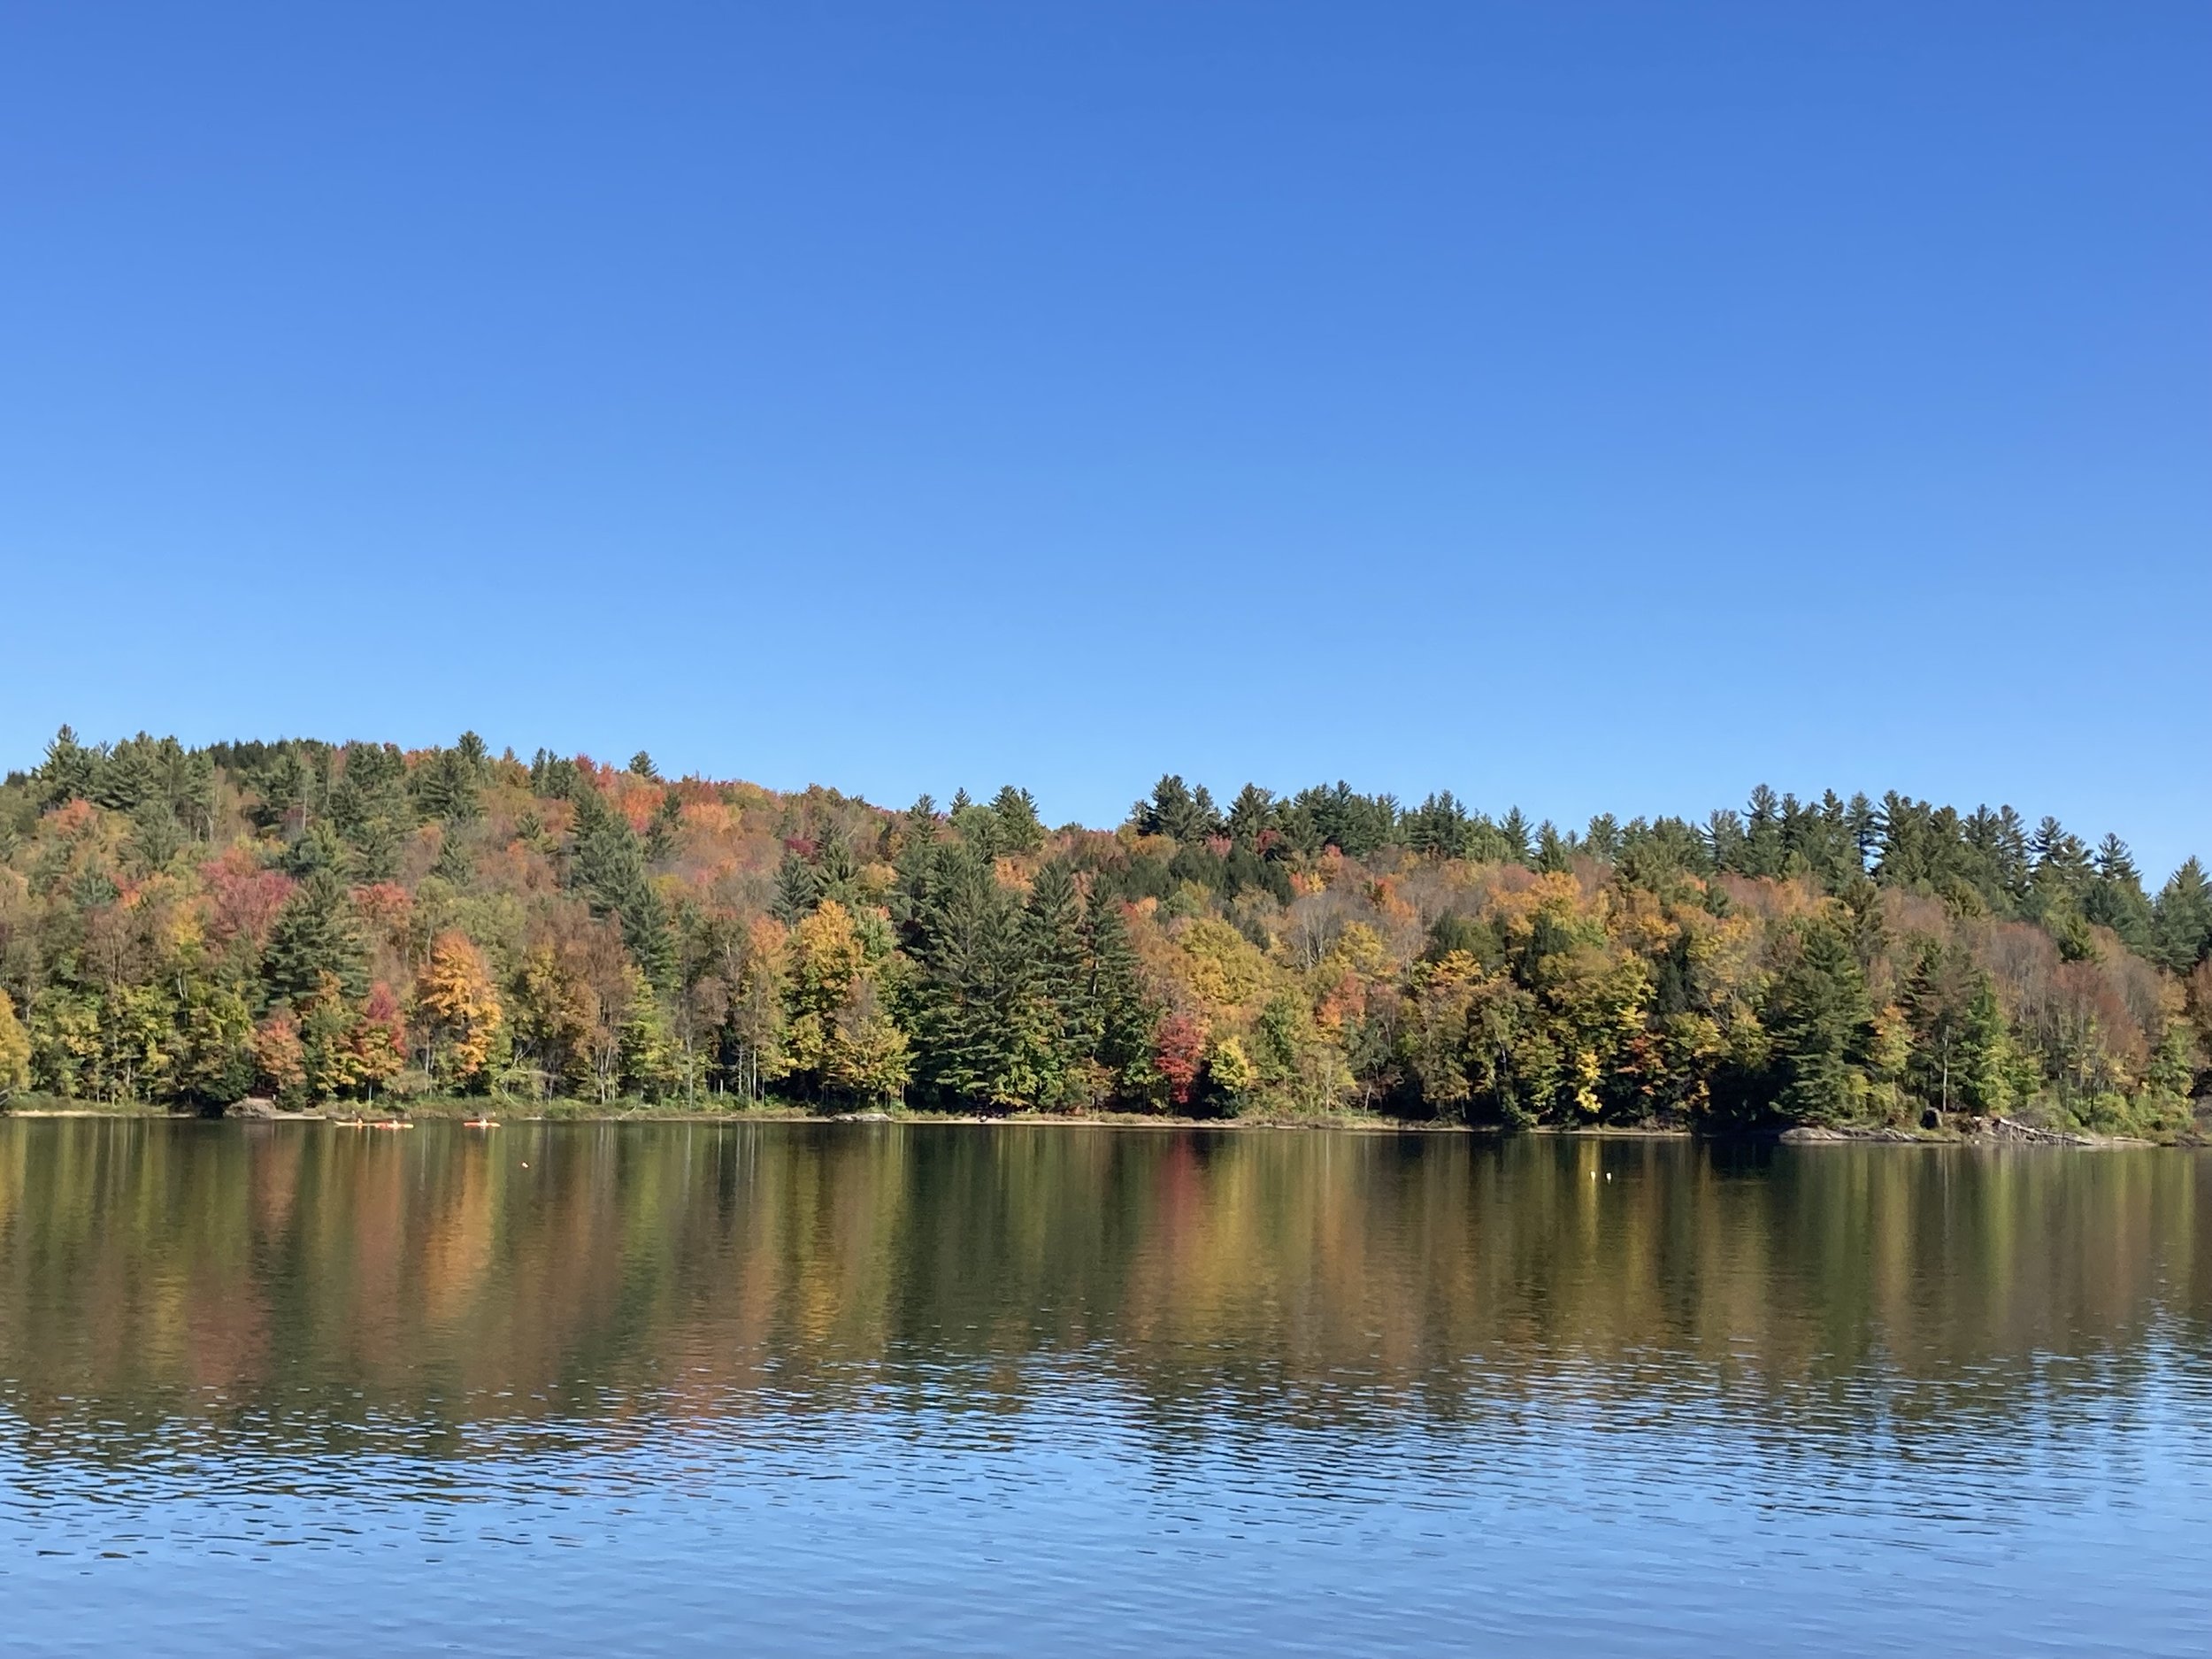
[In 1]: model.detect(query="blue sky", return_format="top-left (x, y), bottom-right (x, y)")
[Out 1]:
top-left (3, 4), bottom-right (2206, 875)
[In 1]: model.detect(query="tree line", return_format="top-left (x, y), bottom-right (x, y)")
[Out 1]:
top-left (1, 727), bottom-right (2207, 1135)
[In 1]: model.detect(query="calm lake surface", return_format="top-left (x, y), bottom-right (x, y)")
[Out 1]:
top-left (3, 1120), bottom-right (2208, 1655)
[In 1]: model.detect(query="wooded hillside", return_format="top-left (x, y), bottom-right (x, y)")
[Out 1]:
top-left (2, 729), bottom-right (2207, 1134)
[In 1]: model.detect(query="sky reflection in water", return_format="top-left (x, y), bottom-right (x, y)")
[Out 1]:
top-left (3, 1120), bottom-right (2208, 1655)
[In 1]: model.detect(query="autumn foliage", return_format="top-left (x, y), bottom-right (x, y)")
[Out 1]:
top-left (1, 731), bottom-right (2206, 1135)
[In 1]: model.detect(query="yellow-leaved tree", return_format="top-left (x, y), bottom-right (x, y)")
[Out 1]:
top-left (414, 931), bottom-right (505, 1090)
top-left (0, 988), bottom-right (30, 1101)
top-left (785, 900), bottom-right (910, 1102)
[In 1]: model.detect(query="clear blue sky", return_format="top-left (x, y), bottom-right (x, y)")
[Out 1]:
top-left (3, 4), bottom-right (2206, 874)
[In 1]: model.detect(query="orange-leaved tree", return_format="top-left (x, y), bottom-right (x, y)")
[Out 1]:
top-left (413, 931), bottom-right (505, 1090)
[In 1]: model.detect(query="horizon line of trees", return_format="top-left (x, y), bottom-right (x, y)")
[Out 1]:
top-left (2, 727), bottom-right (2207, 1136)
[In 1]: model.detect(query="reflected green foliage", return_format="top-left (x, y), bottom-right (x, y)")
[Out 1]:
top-left (2, 1122), bottom-right (2208, 1461)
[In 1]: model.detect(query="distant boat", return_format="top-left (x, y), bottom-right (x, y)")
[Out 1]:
top-left (463, 1118), bottom-right (500, 1128)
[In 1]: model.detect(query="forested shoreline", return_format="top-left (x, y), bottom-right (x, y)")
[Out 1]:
top-left (1, 728), bottom-right (2207, 1137)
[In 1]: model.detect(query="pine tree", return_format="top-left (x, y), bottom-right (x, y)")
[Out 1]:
top-left (1133, 775), bottom-right (1221, 844)
top-left (263, 870), bottom-right (369, 1005)
top-left (1763, 917), bottom-right (1874, 1125)
top-left (1899, 941), bottom-right (2008, 1116)
top-left (352, 815), bottom-right (404, 883)
top-left (127, 797), bottom-right (185, 872)
top-left (93, 733), bottom-right (161, 813)
top-left (1024, 858), bottom-right (1097, 1106)
top-left (645, 787), bottom-right (685, 864)
top-left (1226, 784), bottom-right (1278, 849)
top-left (1742, 785), bottom-right (1786, 878)
top-left (1083, 895), bottom-right (1155, 1094)
top-left (2084, 833), bottom-right (2154, 950)
top-left (176, 750), bottom-right (219, 840)
top-left (1955, 975), bottom-right (2009, 1113)
top-left (412, 743), bottom-right (483, 824)
top-left (1405, 791), bottom-right (1471, 858)
top-left (2154, 858), bottom-right (2212, 972)
top-left (990, 785), bottom-right (1046, 853)
top-left (36, 726), bottom-right (100, 808)
top-left (568, 785), bottom-right (675, 985)
top-left (1533, 820), bottom-right (1572, 873)
top-left (431, 829), bottom-right (473, 887)
top-left (333, 741), bottom-right (411, 873)
top-left (772, 849), bottom-right (822, 925)
top-left (1499, 806), bottom-right (1532, 865)
top-left (902, 841), bottom-right (1045, 1108)
top-left (1703, 810), bottom-right (1745, 872)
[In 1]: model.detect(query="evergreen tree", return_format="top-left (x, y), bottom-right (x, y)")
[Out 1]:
top-left (1405, 791), bottom-right (1470, 857)
top-left (175, 750), bottom-right (219, 840)
top-left (1840, 792), bottom-right (1878, 871)
top-left (1900, 941), bottom-right (2008, 1115)
top-left (2153, 858), bottom-right (2212, 972)
top-left (246, 746), bottom-right (314, 834)
top-left (93, 733), bottom-right (162, 813)
top-left (1023, 858), bottom-right (1097, 1105)
top-left (35, 726), bottom-right (99, 809)
top-left (645, 787), bottom-right (685, 864)
top-left (1741, 785), bottom-right (1786, 878)
top-left (332, 741), bottom-right (411, 874)
top-left (352, 815), bottom-right (404, 883)
top-left (127, 797), bottom-right (185, 872)
top-left (1498, 806), bottom-right (1532, 866)
top-left (1533, 820), bottom-right (1572, 873)
top-left (412, 742), bottom-right (483, 824)
top-left (568, 785), bottom-right (675, 985)
top-left (1763, 917), bottom-right (1874, 1125)
top-left (1225, 784), bottom-right (1278, 849)
top-left (264, 870), bottom-right (369, 1006)
top-left (949, 789), bottom-right (1002, 857)
top-left (2084, 833), bottom-right (2154, 951)
top-left (1083, 895), bottom-right (1155, 1091)
top-left (431, 828), bottom-right (473, 887)
top-left (1133, 775), bottom-right (1222, 844)
top-left (2032, 816), bottom-right (2092, 885)
top-left (1701, 809), bottom-right (1743, 873)
top-left (772, 849), bottom-right (822, 925)
top-left (902, 794), bottom-right (939, 841)
top-left (990, 785), bottom-right (1047, 853)
top-left (902, 841), bottom-right (1047, 1108)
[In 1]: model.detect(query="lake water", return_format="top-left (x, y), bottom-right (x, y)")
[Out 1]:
top-left (2, 1118), bottom-right (2208, 1655)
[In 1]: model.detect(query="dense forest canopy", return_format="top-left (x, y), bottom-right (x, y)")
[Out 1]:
top-left (1, 727), bottom-right (2207, 1135)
